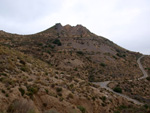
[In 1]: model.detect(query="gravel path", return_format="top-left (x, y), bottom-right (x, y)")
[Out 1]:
top-left (93, 55), bottom-right (147, 106)
top-left (137, 56), bottom-right (148, 80)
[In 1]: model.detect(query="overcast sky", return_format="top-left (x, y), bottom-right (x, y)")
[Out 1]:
top-left (0, 0), bottom-right (150, 54)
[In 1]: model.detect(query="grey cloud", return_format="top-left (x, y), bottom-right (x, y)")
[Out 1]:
top-left (0, 0), bottom-right (62, 22)
top-left (0, 0), bottom-right (150, 54)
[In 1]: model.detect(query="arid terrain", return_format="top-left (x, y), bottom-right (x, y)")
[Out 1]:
top-left (0, 23), bottom-right (150, 113)
top-left (108, 55), bottom-right (150, 105)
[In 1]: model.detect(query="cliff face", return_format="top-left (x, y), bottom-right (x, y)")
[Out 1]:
top-left (0, 24), bottom-right (147, 113)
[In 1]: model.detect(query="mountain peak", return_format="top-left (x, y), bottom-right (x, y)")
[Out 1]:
top-left (63, 24), bottom-right (85, 29)
top-left (54, 23), bottom-right (63, 32)
top-left (54, 23), bottom-right (62, 28)
top-left (42, 23), bottom-right (91, 37)
top-left (76, 24), bottom-right (84, 28)
top-left (62, 24), bottom-right (91, 37)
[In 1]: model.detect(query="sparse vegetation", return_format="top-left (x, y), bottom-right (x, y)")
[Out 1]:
top-left (0, 23), bottom-right (147, 113)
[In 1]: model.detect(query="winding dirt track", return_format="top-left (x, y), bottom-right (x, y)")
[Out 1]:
top-left (94, 55), bottom-right (147, 106)
top-left (137, 56), bottom-right (148, 80)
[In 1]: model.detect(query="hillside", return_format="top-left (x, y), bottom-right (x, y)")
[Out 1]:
top-left (0, 23), bottom-right (149, 113)
top-left (108, 55), bottom-right (150, 106)
top-left (0, 23), bottom-right (142, 81)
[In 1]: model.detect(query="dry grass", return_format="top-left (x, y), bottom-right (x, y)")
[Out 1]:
top-left (7, 99), bottom-right (39, 113)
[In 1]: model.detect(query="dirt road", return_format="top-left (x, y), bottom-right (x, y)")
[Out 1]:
top-left (93, 55), bottom-right (147, 105)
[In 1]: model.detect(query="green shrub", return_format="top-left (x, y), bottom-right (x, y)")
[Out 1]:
top-left (114, 111), bottom-right (120, 113)
top-left (1, 89), bottom-right (5, 94)
top-left (27, 86), bottom-right (38, 94)
top-left (49, 44), bottom-right (55, 49)
top-left (101, 103), bottom-right (106, 107)
top-left (37, 43), bottom-right (43, 46)
top-left (67, 93), bottom-right (74, 99)
top-left (5, 94), bottom-right (9, 97)
top-left (77, 106), bottom-right (86, 113)
top-left (116, 53), bottom-right (126, 58)
top-left (88, 75), bottom-right (94, 82)
top-left (101, 96), bottom-right (106, 102)
top-left (53, 39), bottom-right (62, 46)
top-left (19, 88), bottom-right (25, 96)
top-left (145, 68), bottom-right (150, 70)
top-left (113, 87), bottom-right (122, 93)
top-left (69, 84), bottom-right (74, 89)
top-left (100, 63), bottom-right (106, 67)
top-left (143, 104), bottom-right (149, 109)
top-left (74, 68), bottom-right (78, 71)
top-left (76, 51), bottom-right (84, 55)
top-left (113, 55), bottom-right (117, 59)
top-left (26, 86), bottom-right (39, 99)
top-left (20, 60), bottom-right (26, 65)
top-left (0, 73), bottom-right (7, 76)
top-left (0, 77), bottom-right (4, 82)
top-left (92, 96), bottom-right (96, 101)
top-left (46, 50), bottom-right (51, 54)
top-left (56, 87), bottom-right (62, 92)
top-left (118, 105), bottom-right (127, 110)
top-left (146, 77), bottom-right (150, 81)
top-left (45, 89), bottom-right (49, 94)
top-left (20, 66), bottom-right (29, 72)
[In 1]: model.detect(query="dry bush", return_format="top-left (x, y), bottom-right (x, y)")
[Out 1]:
top-left (7, 99), bottom-right (39, 113)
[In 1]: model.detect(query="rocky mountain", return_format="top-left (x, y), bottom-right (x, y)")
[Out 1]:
top-left (0, 23), bottom-right (142, 81)
top-left (0, 23), bottom-right (149, 113)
